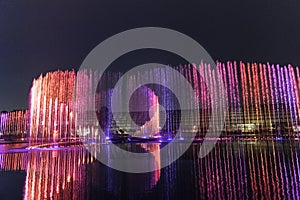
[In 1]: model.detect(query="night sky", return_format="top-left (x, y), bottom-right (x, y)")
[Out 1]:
top-left (0, 0), bottom-right (299, 111)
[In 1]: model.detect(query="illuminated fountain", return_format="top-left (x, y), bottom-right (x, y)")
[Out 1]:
top-left (0, 110), bottom-right (29, 139)
top-left (29, 70), bottom-right (76, 144)
top-left (28, 61), bottom-right (300, 145)
top-left (236, 62), bottom-right (300, 136)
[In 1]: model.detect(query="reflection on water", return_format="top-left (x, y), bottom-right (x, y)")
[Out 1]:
top-left (24, 148), bottom-right (94, 200)
top-left (0, 141), bottom-right (300, 199)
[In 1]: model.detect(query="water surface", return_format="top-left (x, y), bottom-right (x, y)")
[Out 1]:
top-left (0, 140), bottom-right (299, 200)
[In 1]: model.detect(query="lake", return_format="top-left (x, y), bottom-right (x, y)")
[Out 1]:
top-left (0, 140), bottom-right (299, 199)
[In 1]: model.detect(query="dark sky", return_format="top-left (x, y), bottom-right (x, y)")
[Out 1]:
top-left (0, 0), bottom-right (299, 111)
